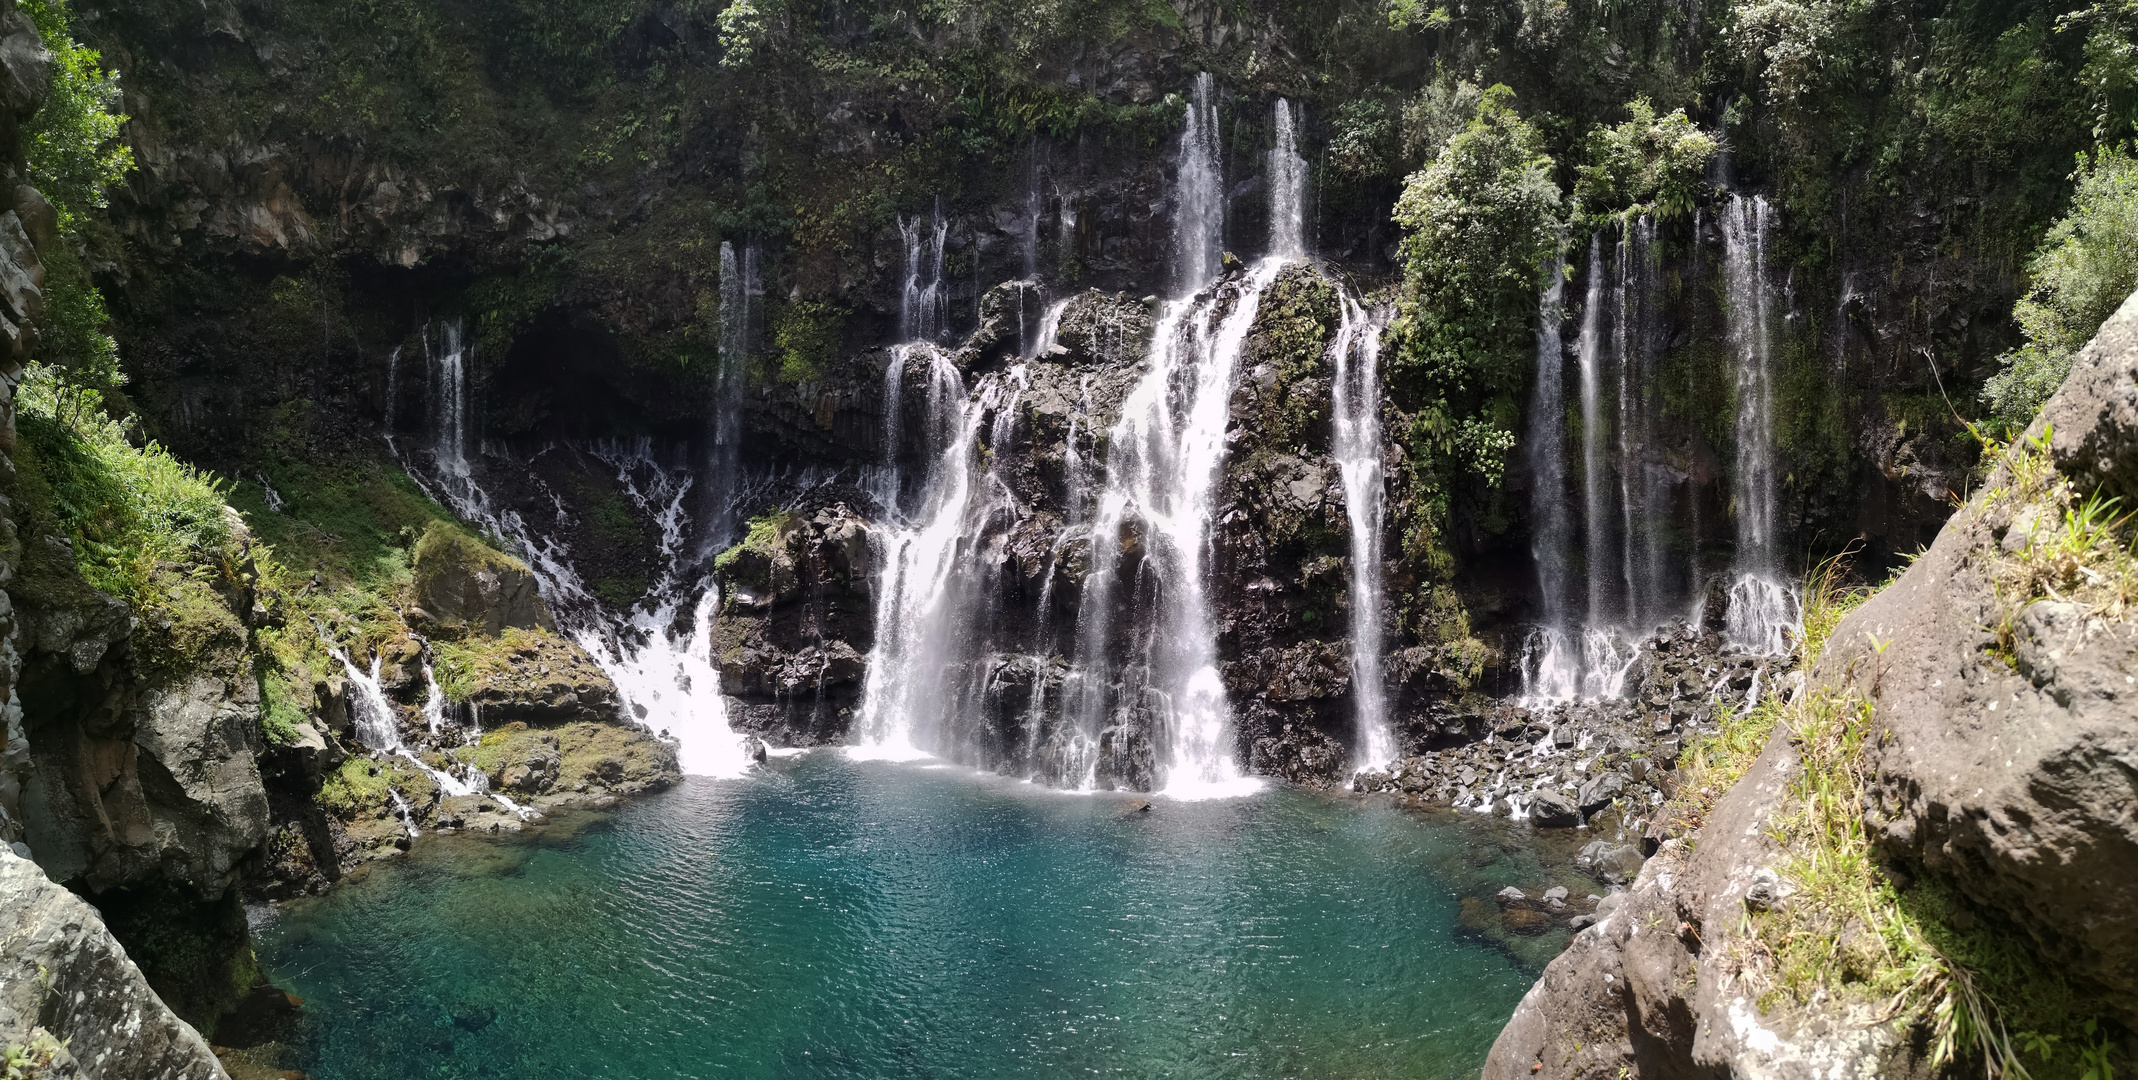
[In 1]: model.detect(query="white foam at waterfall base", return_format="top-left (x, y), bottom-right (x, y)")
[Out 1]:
top-left (1517, 625), bottom-right (1644, 706)
top-left (1724, 573), bottom-right (1800, 657)
top-left (581, 586), bottom-right (755, 778)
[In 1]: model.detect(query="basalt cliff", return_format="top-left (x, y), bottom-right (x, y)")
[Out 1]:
top-left (0, 0), bottom-right (2132, 1073)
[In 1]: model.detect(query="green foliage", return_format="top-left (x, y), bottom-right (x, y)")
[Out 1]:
top-left (2065, 0), bottom-right (2138, 142)
top-left (1327, 96), bottom-right (1398, 180)
top-left (1572, 97), bottom-right (1718, 223)
top-left (769, 299), bottom-right (846, 384)
top-left (1983, 145), bottom-right (2138, 430)
top-left (19, 0), bottom-right (130, 399)
top-left (19, 0), bottom-right (132, 227)
top-left (14, 372), bottom-right (232, 602)
top-left (1400, 74), bottom-right (1484, 166)
top-left (718, 0), bottom-right (766, 66)
top-left (1386, 85), bottom-right (1561, 570)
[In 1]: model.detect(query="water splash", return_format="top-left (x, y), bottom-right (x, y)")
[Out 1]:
top-left (1329, 286), bottom-right (1391, 770)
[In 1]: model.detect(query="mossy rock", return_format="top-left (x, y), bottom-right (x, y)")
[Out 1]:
top-left (430, 626), bottom-right (621, 726)
top-left (410, 521), bottom-right (553, 636)
top-left (456, 719), bottom-right (679, 800)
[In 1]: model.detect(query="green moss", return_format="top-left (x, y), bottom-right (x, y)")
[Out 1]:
top-left (429, 626), bottom-right (551, 704)
top-left (713, 511), bottom-right (796, 593)
top-left (411, 519), bottom-right (524, 607)
top-left (766, 298), bottom-right (846, 385)
top-left (317, 757), bottom-right (393, 818)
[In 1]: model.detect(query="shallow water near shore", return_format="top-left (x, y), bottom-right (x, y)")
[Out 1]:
top-left (257, 753), bottom-right (1558, 1079)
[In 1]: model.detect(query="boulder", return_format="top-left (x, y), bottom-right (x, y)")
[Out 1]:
top-left (1815, 287), bottom-right (2138, 1022)
top-left (1528, 789), bottom-right (1579, 828)
top-left (21, 665), bottom-right (271, 898)
top-left (411, 522), bottom-right (554, 636)
top-left (0, 848), bottom-right (230, 1080)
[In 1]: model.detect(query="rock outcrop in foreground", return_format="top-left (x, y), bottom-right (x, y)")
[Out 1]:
top-left (1483, 290), bottom-right (2138, 1076)
top-left (0, 849), bottom-right (229, 1080)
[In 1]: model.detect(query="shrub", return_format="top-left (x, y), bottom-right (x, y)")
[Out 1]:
top-left (1982, 145), bottom-right (2138, 430)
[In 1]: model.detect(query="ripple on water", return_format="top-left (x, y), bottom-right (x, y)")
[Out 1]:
top-left (258, 754), bottom-right (1543, 1079)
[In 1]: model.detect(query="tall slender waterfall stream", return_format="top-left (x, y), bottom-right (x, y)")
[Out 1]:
top-left (1331, 289), bottom-right (1392, 769)
top-left (1720, 194), bottom-right (1800, 653)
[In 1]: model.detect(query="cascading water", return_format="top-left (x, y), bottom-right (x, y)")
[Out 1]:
top-left (1329, 287), bottom-right (1392, 770)
top-left (1268, 99), bottom-right (1307, 259)
top-left (899, 205), bottom-right (951, 343)
top-left (854, 360), bottom-right (1015, 763)
top-left (1520, 254), bottom-right (1582, 703)
top-left (1069, 262), bottom-right (1282, 798)
top-left (401, 333), bottom-right (758, 778)
top-left (1720, 194), bottom-right (1800, 653)
top-left (326, 644), bottom-right (534, 819)
top-left (1173, 73), bottom-right (1223, 292)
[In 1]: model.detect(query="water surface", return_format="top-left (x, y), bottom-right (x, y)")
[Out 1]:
top-left (259, 754), bottom-right (1541, 1079)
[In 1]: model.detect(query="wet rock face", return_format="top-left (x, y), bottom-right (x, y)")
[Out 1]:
top-left (1355, 628), bottom-right (1782, 824)
top-left (715, 502), bottom-right (878, 746)
top-left (0, 848), bottom-right (230, 1080)
top-left (1819, 289), bottom-right (2138, 1023)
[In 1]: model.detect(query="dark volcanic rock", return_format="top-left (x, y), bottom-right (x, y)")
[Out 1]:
top-left (1820, 289), bottom-right (2138, 1024)
top-left (0, 848), bottom-right (229, 1080)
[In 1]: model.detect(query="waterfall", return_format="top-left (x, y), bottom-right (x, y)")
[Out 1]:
top-left (1720, 194), bottom-right (1800, 653)
top-left (899, 205), bottom-right (950, 343)
top-left (1174, 73), bottom-right (1224, 291)
top-left (1521, 254), bottom-right (1581, 703)
top-left (1069, 261), bottom-right (1283, 798)
top-left (710, 241), bottom-right (751, 547)
top-left (1524, 227), bottom-right (1660, 703)
top-left (1268, 99), bottom-right (1308, 259)
top-left (1329, 287), bottom-right (1391, 769)
top-left (853, 359), bottom-right (1012, 761)
top-left (1613, 217), bottom-right (1671, 631)
top-left (384, 345), bottom-right (401, 437)
top-left (401, 429), bottom-right (757, 778)
top-left (1576, 236), bottom-right (1610, 629)
top-left (430, 319), bottom-right (470, 480)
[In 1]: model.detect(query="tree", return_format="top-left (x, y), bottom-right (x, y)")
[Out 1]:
top-left (1982, 145), bottom-right (2138, 429)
